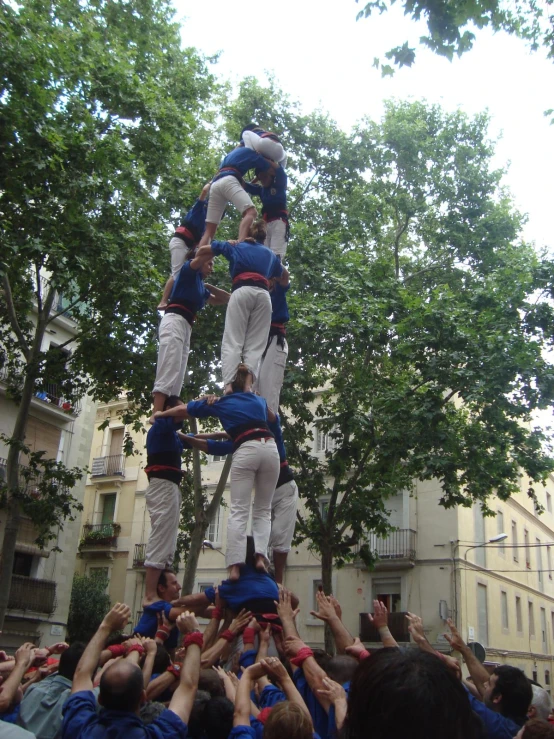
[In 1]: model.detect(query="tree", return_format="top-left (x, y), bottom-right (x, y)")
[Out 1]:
top-left (67, 573), bottom-right (111, 643)
top-left (355, 0), bottom-right (554, 78)
top-left (278, 99), bottom-right (554, 652)
top-left (0, 0), bottom-right (218, 629)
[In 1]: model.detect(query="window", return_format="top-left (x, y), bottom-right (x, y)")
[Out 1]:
top-left (197, 582), bottom-right (214, 595)
top-left (109, 427), bottom-right (124, 457)
top-left (501, 591), bottom-right (509, 630)
top-left (533, 669), bottom-right (538, 682)
top-left (529, 601), bottom-right (535, 637)
top-left (473, 506), bottom-right (486, 567)
top-left (524, 530), bottom-right (531, 569)
top-left (548, 547), bottom-right (553, 581)
top-left (12, 553), bottom-right (33, 577)
top-left (373, 577), bottom-right (402, 613)
top-left (548, 493), bottom-right (552, 514)
top-left (512, 522), bottom-right (518, 562)
top-left (497, 510), bottom-right (505, 555)
top-left (477, 584), bottom-right (488, 646)
top-left (541, 608), bottom-right (548, 653)
top-left (537, 539), bottom-right (543, 587)
top-left (312, 579), bottom-right (323, 611)
top-left (551, 612), bottom-right (554, 642)
top-left (89, 567), bottom-right (109, 580)
top-left (100, 493), bottom-right (117, 525)
top-left (205, 506), bottom-right (222, 546)
top-left (516, 597), bottom-right (523, 632)
top-left (315, 425), bottom-right (338, 453)
top-left (319, 497), bottom-right (331, 522)
top-left (212, 455), bottom-right (225, 462)
top-left (546, 670), bottom-right (551, 686)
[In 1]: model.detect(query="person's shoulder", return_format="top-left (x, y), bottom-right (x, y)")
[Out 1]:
top-left (143, 600), bottom-right (168, 613)
top-left (151, 708), bottom-right (188, 736)
top-left (228, 725), bottom-right (257, 739)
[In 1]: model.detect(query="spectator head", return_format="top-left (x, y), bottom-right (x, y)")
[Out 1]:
top-left (198, 668), bottom-right (225, 697)
top-left (152, 644), bottom-right (171, 675)
top-left (58, 642), bottom-right (86, 681)
top-left (248, 219), bottom-right (267, 244)
top-left (187, 690), bottom-right (211, 737)
top-left (156, 570), bottom-right (181, 601)
top-left (99, 660), bottom-right (145, 713)
top-left (201, 696), bottom-right (234, 739)
top-left (516, 718), bottom-right (554, 739)
top-left (326, 655), bottom-right (358, 684)
top-left (163, 395), bottom-right (184, 411)
top-left (529, 685), bottom-right (552, 721)
top-left (344, 648), bottom-right (479, 739)
top-left (263, 701), bottom-right (313, 739)
top-left (484, 665), bottom-right (533, 722)
top-left (140, 701), bottom-right (166, 725)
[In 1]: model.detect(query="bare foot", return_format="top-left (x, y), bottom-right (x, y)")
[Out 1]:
top-left (255, 555), bottom-right (268, 574)
top-left (227, 565), bottom-right (240, 581)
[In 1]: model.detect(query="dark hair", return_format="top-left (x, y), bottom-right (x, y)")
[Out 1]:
top-left (58, 642), bottom-right (86, 681)
top-left (163, 395), bottom-right (183, 411)
top-left (311, 649), bottom-right (332, 673)
top-left (99, 662), bottom-right (144, 712)
top-left (264, 701), bottom-right (313, 739)
top-left (326, 654), bottom-right (358, 684)
top-left (248, 219), bottom-right (267, 244)
top-left (157, 569), bottom-right (175, 590)
top-left (140, 701), bottom-right (166, 725)
top-left (241, 123), bottom-right (261, 137)
top-left (152, 644), bottom-right (171, 674)
top-left (491, 665), bottom-right (533, 721)
top-left (231, 364), bottom-right (251, 393)
top-left (187, 690), bottom-right (211, 737)
top-left (201, 696), bottom-right (234, 739)
top-left (522, 719), bottom-right (554, 739)
top-left (198, 668), bottom-right (225, 697)
top-left (344, 648), bottom-right (479, 739)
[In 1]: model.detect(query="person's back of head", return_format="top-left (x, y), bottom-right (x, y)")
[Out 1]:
top-left (344, 648), bottom-right (479, 739)
top-left (99, 660), bottom-right (144, 713)
top-left (187, 690), bottom-right (211, 738)
top-left (326, 655), bottom-right (358, 684)
top-left (198, 668), bottom-right (225, 697)
top-left (248, 219), bottom-right (267, 245)
top-left (263, 701), bottom-right (313, 739)
top-left (152, 644), bottom-right (171, 675)
top-left (521, 718), bottom-right (554, 738)
top-left (201, 696), bottom-right (234, 739)
top-left (140, 701), bottom-right (166, 725)
top-left (530, 685), bottom-right (552, 721)
top-left (163, 395), bottom-right (183, 411)
top-left (231, 364), bottom-right (251, 394)
top-left (490, 665), bottom-right (533, 722)
top-left (58, 642), bottom-right (86, 681)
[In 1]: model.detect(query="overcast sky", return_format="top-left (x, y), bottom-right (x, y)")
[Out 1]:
top-left (176, 0), bottom-right (554, 252)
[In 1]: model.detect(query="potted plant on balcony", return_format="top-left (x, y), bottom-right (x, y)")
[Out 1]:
top-left (79, 523), bottom-right (121, 548)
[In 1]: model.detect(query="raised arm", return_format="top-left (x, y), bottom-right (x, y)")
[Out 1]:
top-left (152, 405), bottom-right (190, 421)
top-left (369, 600), bottom-right (399, 649)
top-left (277, 266), bottom-right (290, 287)
top-left (200, 609), bottom-right (252, 668)
top-left (141, 638), bottom-right (157, 688)
top-left (205, 283), bottom-right (231, 306)
top-left (72, 603), bottom-right (131, 694)
top-left (444, 619), bottom-right (489, 696)
top-left (168, 612), bottom-right (202, 724)
top-left (310, 591), bottom-right (354, 654)
top-left (262, 657), bottom-right (314, 727)
top-left (0, 643), bottom-right (35, 712)
top-left (234, 662), bottom-right (268, 727)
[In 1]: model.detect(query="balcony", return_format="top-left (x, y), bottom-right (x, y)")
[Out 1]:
top-left (80, 522), bottom-right (121, 553)
top-left (0, 458), bottom-right (69, 503)
top-left (8, 575), bottom-right (57, 614)
top-left (0, 366), bottom-right (81, 417)
top-left (360, 611), bottom-right (411, 643)
top-left (90, 455), bottom-right (125, 479)
top-left (355, 529), bottom-right (416, 571)
top-left (133, 543), bottom-right (147, 569)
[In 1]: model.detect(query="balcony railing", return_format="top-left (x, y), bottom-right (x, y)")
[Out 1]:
top-left (355, 529), bottom-right (416, 565)
top-left (90, 455), bottom-right (125, 478)
top-left (0, 366), bottom-right (81, 416)
top-left (360, 611), bottom-right (411, 642)
top-left (133, 543), bottom-right (147, 568)
top-left (8, 575), bottom-right (57, 614)
top-left (0, 458), bottom-right (68, 500)
top-left (80, 522), bottom-right (121, 548)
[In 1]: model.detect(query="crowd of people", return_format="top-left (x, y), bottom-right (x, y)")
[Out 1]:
top-left (1, 576), bottom-right (554, 738)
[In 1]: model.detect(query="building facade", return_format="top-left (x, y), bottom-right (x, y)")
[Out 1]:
top-left (0, 286), bottom-right (97, 649)
top-left (78, 400), bottom-right (554, 691)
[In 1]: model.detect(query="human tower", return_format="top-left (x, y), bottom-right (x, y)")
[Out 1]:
top-left (141, 124), bottom-right (298, 612)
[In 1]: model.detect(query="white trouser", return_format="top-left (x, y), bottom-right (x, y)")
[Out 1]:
top-left (254, 336), bottom-right (288, 413)
top-left (226, 439), bottom-right (280, 567)
top-left (152, 313), bottom-right (191, 396)
top-left (206, 176), bottom-right (254, 226)
top-left (169, 236), bottom-right (188, 278)
top-left (269, 480), bottom-right (298, 553)
top-left (144, 478), bottom-right (182, 569)
top-left (242, 131), bottom-right (287, 168)
top-left (221, 287), bottom-right (271, 385)
top-left (266, 219), bottom-right (288, 258)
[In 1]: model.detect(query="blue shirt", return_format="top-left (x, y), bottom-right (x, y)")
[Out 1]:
top-left (61, 691), bottom-right (187, 738)
top-left (146, 417), bottom-right (183, 457)
top-left (465, 689), bottom-right (524, 739)
top-left (187, 393), bottom-right (270, 434)
top-left (210, 241), bottom-right (283, 281)
top-left (217, 148), bottom-right (272, 178)
top-left (135, 601), bottom-right (179, 649)
top-left (244, 166), bottom-right (287, 211)
top-left (169, 260), bottom-right (211, 312)
top-left (203, 565), bottom-right (279, 612)
top-left (206, 413), bottom-right (286, 462)
top-left (270, 282), bottom-right (289, 324)
top-left (180, 198), bottom-right (207, 242)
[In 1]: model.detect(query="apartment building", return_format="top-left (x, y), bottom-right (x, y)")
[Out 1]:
top-left (0, 284), bottom-right (97, 649)
top-left (78, 399), bottom-right (554, 688)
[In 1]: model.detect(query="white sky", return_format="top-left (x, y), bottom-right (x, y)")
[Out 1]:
top-left (176, 0), bottom-right (554, 252)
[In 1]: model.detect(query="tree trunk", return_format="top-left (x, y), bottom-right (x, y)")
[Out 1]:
top-left (321, 545), bottom-right (335, 655)
top-left (0, 287), bottom-right (54, 629)
top-left (180, 426), bottom-right (232, 595)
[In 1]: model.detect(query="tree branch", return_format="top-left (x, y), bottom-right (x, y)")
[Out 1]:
top-left (289, 169), bottom-right (319, 213)
top-left (46, 290), bottom-right (90, 325)
top-left (1, 275), bottom-right (31, 361)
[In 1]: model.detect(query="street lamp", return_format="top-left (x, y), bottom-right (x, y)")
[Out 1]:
top-left (464, 533), bottom-right (508, 561)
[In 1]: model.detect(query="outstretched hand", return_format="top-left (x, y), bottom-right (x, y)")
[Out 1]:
top-left (229, 609), bottom-right (253, 635)
top-left (310, 591), bottom-right (339, 622)
top-left (444, 618), bottom-right (466, 652)
top-left (101, 603), bottom-right (131, 633)
top-left (260, 656), bottom-right (289, 684)
top-left (345, 637), bottom-right (368, 661)
top-left (275, 588), bottom-right (300, 623)
top-left (368, 600), bottom-right (388, 630)
top-left (405, 612), bottom-right (426, 642)
top-left (176, 611), bottom-right (200, 635)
